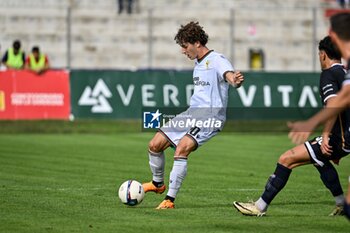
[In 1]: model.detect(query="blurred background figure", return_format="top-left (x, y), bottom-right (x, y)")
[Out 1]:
top-left (338, 0), bottom-right (350, 8)
top-left (118, 0), bottom-right (134, 14)
top-left (1, 40), bottom-right (25, 70)
top-left (25, 46), bottom-right (50, 74)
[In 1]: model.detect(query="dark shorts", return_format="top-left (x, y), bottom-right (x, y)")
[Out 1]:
top-left (304, 136), bottom-right (349, 167)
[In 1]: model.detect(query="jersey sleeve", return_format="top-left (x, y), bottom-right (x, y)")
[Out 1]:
top-left (214, 54), bottom-right (234, 81)
top-left (2, 51), bottom-right (8, 63)
top-left (319, 70), bottom-right (339, 104)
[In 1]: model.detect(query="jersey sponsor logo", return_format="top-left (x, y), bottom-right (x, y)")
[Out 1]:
top-left (78, 79), bottom-right (113, 113)
top-left (0, 91), bottom-right (5, 111)
top-left (143, 109), bottom-right (162, 128)
top-left (193, 76), bottom-right (210, 86)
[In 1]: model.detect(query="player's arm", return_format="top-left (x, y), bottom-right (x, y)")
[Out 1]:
top-left (288, 85), bottom-right (350, 144)
top-left (224, 71), bottom-right (244, 88)
top-left (311, 84), bottom-right (350, 124)
top-left (2, 51), bottom-right (9, 68)
top-left (320, 97), bottom-right (338, 155)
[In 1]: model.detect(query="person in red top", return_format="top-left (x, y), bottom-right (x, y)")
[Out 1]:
top-left (25, 46), bottom-right (50, 74)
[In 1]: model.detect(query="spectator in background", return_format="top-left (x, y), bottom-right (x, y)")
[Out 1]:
top-left (338, 0), bottom-right (350, 8)
top-left (25, 46), bottom-right (50, 75)
top-left (2, 40), bottom-right (25, 69)
top-left (118, 0), bottom-right (133, 14)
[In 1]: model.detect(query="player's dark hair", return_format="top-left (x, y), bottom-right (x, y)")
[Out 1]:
top-left (13, 40), bottom-right (21, 50)
top-left (174, 21), bottom-right (209, 47)
top-left (318, 36), bottom-right (341, 60)
top-left (330, 13), bottom-right (350, 40)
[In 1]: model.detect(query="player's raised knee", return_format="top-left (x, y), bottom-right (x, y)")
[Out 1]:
top-left (278, 152), bottom-right (294, 168)
top-left (148, 140), bottom-right (162, 153)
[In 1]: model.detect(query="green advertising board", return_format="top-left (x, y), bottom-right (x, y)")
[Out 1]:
top-left (70, 70), bottom-right (321, 120)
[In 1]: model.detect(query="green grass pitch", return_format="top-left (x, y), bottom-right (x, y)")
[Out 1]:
top-left (0, 132), bottom-right (349, 232)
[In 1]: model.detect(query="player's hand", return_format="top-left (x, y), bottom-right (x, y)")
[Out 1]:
top-left (320, 134), bottom-right (332, 156)
top-left (233, 71), bottom-right (244, 88)
top-left (287, 121), bottom-right (312, 145)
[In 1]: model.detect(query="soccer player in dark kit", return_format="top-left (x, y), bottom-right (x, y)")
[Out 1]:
top-left (288, 13), bottom-right (350, 220)
top-left (233, 36), bottom-right (350, 216)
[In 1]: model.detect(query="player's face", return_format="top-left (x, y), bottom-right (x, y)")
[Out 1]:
top-left (181, 42), bottom-right (198, 60)
top-left (329, 29), bottom-right (350, 60)
top-left (318, 50), bottom-right (327, 70)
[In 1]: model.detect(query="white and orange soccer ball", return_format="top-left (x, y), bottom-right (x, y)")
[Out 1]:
top-left (118, 180), bottom-right (145, 206)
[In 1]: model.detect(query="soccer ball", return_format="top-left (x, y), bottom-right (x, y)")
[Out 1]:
top-left (118, 180), bottom-right (145, 206)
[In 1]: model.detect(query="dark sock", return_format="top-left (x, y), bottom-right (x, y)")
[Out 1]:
top-left (261, 163), bottom-right (292, 204)
top-left (314, 161), bottom-right (343, 197)
top-left (165, 195), bottom-right (175, 202)
top-left (152, 180), bottom-right (164, 188)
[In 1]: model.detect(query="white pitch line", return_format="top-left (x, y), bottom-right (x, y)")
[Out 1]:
top-left (184, 188), bottom-right (329, 192)
top-left (2, 187), bottom-right (330, 192)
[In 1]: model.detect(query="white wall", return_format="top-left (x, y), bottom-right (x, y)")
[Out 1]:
top-left (0, 0), bottom-right (333, 71)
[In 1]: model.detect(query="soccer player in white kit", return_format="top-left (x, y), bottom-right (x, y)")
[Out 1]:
top-left (142, 21), bottom-right (244, 209)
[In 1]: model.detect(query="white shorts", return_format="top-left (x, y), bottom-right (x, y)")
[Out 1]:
top-left (158, 108), bottom-right (224, 149)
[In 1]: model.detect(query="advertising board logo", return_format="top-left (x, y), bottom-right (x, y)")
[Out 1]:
top-left (0, 91), bottom-right (5, 111)
top-left (78, 79), bottom-right (113, 113)
top-left (143, 109), bottom-right (162, 128)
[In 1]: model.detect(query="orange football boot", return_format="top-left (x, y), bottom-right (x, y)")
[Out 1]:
top-left (142, 181), bottom-right (166, 194)
top-left (156, 199), bottom-right (175, 209)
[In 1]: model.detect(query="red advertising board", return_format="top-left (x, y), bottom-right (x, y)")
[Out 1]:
top-left (0, 70), bottom-right (71, 120)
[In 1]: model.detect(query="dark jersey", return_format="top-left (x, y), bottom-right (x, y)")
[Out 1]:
top-left (319, 64), bottom-right (350, 151)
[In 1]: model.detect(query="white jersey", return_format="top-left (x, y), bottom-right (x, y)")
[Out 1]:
top-left (159, 50), bottom-right (234, 147)
top-left (190, 50), bottom-right (234, 122)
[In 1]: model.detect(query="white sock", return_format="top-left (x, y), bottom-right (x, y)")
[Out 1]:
top-left (255, 197), bottom-right (268, 212)
top-left (148, 150), bottom-right (165, 183)
top-left (167, 159), bottom-right (188, 198)
top-left (335, 194), bottom-right (345, 206)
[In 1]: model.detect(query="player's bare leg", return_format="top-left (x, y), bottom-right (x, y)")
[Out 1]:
top-left (278, 145), bottom-right (312, 168)
top-left (143, 132), bottom-right (170, 194)
top-left (156, 135), bottom-right (196, 209)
